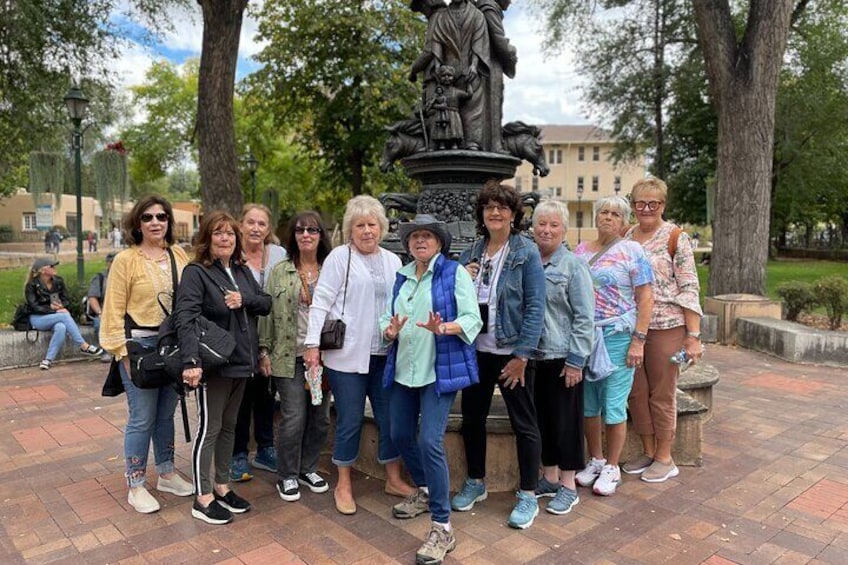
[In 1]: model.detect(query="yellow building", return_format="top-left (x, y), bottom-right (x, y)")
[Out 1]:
top-left (512, 125), bottom-right (645, 247)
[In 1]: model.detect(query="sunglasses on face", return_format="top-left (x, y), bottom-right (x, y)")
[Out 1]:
top-left (295, 226), bottom-right (321, 235)
top-left (140, 212), bottom-right (169, 223)
top-left (633, 200), bottom-right (663, 211)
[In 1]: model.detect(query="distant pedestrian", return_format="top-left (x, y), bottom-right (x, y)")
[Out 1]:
top-left (87, 231), bottom-right (97, 252)
top-left (44, 231), bottom-right (51, 253)
top-left (112, 227), bottom-right (122, 249)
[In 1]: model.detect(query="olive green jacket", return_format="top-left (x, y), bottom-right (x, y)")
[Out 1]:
top-left (258, 259), bottom-right (302, 378)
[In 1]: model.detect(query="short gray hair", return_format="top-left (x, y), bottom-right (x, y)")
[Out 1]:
top-left (532, 200), bottom-right (570, 231)
top-left (593, 195), bottom-right (631, 222)
top-left (342, 195), bottom-right (389, 243)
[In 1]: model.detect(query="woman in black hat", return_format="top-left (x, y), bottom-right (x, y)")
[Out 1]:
top-left (25, 257), bottom-right (104, 370)
top-left (379, 214), bottom-right (482, 565)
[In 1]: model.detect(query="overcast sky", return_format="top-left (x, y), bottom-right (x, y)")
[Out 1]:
top-left (110, 0), bottom-right (590, 126)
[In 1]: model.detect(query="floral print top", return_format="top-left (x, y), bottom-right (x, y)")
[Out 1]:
top-left (625, 222), bottom-right (703, 330)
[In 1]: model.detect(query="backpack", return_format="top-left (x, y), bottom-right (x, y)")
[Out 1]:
top-left (82, 272), bottom-right (105, 323)
top-left (12, 303), bottom-right (31, 331)
top-left (668, 225), bottom-right (683, 259)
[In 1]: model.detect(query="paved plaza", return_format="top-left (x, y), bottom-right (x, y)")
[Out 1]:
top-left (0, 345), bottom-right (846, 564)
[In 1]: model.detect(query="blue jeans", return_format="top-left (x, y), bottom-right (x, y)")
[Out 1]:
top-left (389, 382), bottom-right (456, 524)
top-left (325, 355), bottom-right (400, 466)
top-left (118, 336), bottom-right (178, 487)
top-left (29, 312), bottom-right (86, 361)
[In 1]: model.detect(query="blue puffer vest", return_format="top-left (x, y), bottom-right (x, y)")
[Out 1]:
top-left (383, 255), bottom-right (479, 395)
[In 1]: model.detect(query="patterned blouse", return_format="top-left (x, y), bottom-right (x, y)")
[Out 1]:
top-left (625, 222), bottom-right (703, 330)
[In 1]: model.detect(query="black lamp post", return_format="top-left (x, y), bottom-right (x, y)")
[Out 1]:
top-left (576, 183), bottom-right (584, 244)
top-left (246, 151), bottom-right (259, 202)
top-left (63, 85), bottom-right (89, 286)
top-left (614, 177), bottom-right (621, 196)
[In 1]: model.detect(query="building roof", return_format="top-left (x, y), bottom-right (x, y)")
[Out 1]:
top-left (538, 125), bottom-right (613, 144)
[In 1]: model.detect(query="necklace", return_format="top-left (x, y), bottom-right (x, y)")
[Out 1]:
top-left (299, 265), bottom-right (320, 284)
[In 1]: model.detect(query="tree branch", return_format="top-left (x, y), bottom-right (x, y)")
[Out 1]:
top-left (691, 0), bottom-right (737, 98)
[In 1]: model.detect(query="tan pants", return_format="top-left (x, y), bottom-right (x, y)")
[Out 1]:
top-left (628, 326), bottom-right (685, 441)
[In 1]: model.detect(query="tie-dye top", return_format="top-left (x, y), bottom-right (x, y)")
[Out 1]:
top-left (574, 240), bottom-right (654, 322)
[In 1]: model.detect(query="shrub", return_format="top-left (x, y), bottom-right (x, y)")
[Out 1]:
top-left (813, 276), bottom-right (848, 330)
top-left (0, 224), bottom-right (13, 242)
top-left (776, 281), bottom-right (817, 322)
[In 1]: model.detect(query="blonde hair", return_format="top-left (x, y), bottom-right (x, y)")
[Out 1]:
top-left (342, 195), bottom-right (389, 243)
top-left (532, 200), bottom-right (570, 231)
top-left (631, 178), bottom-right (668, 202)
top-left (240, 203), bottom-right (275, 244)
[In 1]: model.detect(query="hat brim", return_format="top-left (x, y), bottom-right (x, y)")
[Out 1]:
top-left (399, 223), bottom-right (452, 257)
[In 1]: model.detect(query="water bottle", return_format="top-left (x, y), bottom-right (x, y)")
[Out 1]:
top-left (669, 348), bottom-right (689, 366)
top-left (306, 365), bottom-right (324, 406)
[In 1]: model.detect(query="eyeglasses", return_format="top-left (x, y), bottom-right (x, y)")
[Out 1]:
top-left (633, 200), bottom-right (663, 211)
top-left (140, 212), bottom-right (169, 223)
top-left (295, 226), bottom-right (321, 235)
top-left (483, 204), bottom-right (511, 213)
top-left (212, 230), bottom-right (236, 238)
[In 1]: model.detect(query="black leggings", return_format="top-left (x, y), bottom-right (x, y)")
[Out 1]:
top-left (534, 359), bottom-right (585, 471)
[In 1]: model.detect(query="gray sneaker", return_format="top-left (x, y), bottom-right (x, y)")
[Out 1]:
top-left (415, 522), bottom-right (456, 565)
top-left (393, 487), bottom-right (429, 519)
top-left (546, 486), bottom-right (579, 515)
top-left (534, 476), bottom-right (559, 498)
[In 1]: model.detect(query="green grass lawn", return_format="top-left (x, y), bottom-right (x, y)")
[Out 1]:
top-left (1, 259), bottom-right (107, 326)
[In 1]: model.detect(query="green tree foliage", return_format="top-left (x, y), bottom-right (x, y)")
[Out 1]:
top-left (248, 0), bottom-right (425, 198)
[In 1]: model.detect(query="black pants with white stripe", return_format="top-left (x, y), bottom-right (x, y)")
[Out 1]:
top-left (192, 376), bottom-right (247, 495)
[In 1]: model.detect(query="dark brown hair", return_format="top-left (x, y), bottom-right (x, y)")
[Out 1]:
top-left (123, 195), bottom-right (176, 246)
top-left (285, 211), bottom-right (332, 268)
top-left (192, 210), bottom-right (246, 267)
top-left (475, 180), bottom-right (524, 237)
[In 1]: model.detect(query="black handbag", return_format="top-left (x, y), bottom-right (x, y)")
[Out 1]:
top-left (159, 313), bottom-right (236, 377)
top-left (101, 357), bottom-right (125, 397)
top-left (12, 303), bottom-right (32, 331)
top-left (319, 246), bottom-right (351, 351)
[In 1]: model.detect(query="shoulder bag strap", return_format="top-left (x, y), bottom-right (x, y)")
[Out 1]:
top-left (588, 238), bottom-right (621, 268)
top-left (340, 244), bottom-right (352, 316)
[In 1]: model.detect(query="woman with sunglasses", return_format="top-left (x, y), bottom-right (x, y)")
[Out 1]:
top-left (452, 180), bottom-right (546, 530)
top-left (622, 178), bottom-right (702, 483)
top-left (258, 212), bottom-right (333, 504)
top-left (100, 195), bottom-right (194, 514)
top-left (229, 204), bottom-right (288, 482)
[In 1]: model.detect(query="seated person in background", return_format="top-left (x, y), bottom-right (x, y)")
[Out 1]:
top-left (86, 252), bottom-right (116, 362)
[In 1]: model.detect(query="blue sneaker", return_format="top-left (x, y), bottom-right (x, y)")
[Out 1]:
top-left (451, 478), bottom-right (487, 512)
top-left (534, 476), bottom-right (559, 498)
top-left (252, 446), bottom-right (277, 473)
top-left (229, 453), bottom-right (253, 482)
top-left (508, 491), bottom-right (539, 529)
top-left (546, 486), bottom-right (579, 515)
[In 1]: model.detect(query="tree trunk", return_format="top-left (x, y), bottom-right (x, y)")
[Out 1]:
top-left (692, 0), bottom-right (795, 296)
top-left (196, 0), bottom-right (247, 216)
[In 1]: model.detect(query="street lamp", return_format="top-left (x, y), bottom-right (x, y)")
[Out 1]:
top-left (63, 85), bottom-right (89, 286)
top-left (576, 183), bottom-right (584, 244)
top-left (245, 151), bottom-right (259, 202)
top-left (614, 176), bottom-right (621, 196)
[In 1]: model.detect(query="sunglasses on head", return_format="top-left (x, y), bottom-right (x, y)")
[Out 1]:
top-left (140, 212), bottom-right (169, 223)
top-left (295, 226), bottom-right (321, 235)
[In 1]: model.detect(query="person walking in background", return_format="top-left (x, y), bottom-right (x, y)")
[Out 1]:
top-left (25, 258), bottom-right (104, 370)
top-left (453, 181), bottom-right (546, 530)
top-left (573, 195), bottom-right (654, 497)
top-left (381, 214), bottom-right (482, 564)
top-left (623, 178), bottom-right (703, 483)
top-left (229, 204), bottom-right (288, 482)
top-left (304, 195), bottom-right (415, 515)
top-left (174, 211), bottom-right (271, 525)
top-left (530, 201), bottom-right (595, 516)
top-left (100, 195), bottom-right (194, 514)
top-left (258, 211), bottom-right (332, 504)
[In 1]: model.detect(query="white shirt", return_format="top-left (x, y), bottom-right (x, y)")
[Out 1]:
top-left (305, 245), bottom-right (401, 374)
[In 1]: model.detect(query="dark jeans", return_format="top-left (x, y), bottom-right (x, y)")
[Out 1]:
top-left (232, 374), bottom-right (275, 456)
top-left (273, 358), bottom-right (331, 480)
top-left (460, 351), bottom-right (541, 491)
top-left (535, 359), bottom-right (585, 471)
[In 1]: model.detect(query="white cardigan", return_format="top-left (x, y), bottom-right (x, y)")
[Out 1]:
top-left (305, 244), bottom-right (401, 373)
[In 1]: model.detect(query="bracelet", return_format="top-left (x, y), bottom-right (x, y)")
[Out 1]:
top-left (686, 331), bottom-right (701, 339)
top-left (632, 331), bottom-right (647, 341)
top-left (438, 323), bottom-right (447, 336)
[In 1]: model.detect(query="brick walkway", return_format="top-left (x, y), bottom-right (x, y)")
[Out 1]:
top-left (0, 346), bottom-right (846, 564)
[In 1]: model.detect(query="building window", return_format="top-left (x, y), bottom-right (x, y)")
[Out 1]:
top-left (22, 213), bottom-right (37, 232)
top-left (578, 146), bottom-right (585, 161)
top-left (548, 149), bottom-right (555, 164)
top-left (547, 148), bottom-right (563, 165)
top-left (532, 176), bottom-right (539, 191)
top-left (592, 176), bottom-right (599, 192)
top-left (593, 146), bottom-right (600, 161)
top-left (515, 176), bottom-right (522, 192)
top-left (557, 149), bottom-right (562, 164)
top-left (577, 176), bottom-right (584, 192)
top-left (555, 187), bottom-right (562, 197)
top-left (66, 213), bottom-right (78, 236)
top-left (576, 211), bottom-right (584, 228)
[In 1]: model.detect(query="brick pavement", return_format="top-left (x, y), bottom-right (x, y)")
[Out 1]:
top-left (0, 345), bottom-right (846, 564)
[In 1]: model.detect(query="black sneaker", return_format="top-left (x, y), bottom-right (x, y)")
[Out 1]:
top-left (214, 490), bottom-right (251, 514)
top-left (191, 499), bottom-right (233, 525)
top-left (277, 478), bottom-right (301, 502)
top-left (298, 472), bottom-right (329, 493)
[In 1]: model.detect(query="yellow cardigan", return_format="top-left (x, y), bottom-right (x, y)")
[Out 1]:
top-left (100, 245), bottom-right (190, 359)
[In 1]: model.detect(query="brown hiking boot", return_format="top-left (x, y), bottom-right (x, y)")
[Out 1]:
top-left (392, 487), bottom-right (429, 519)
top-left (416, 522), bottom-right (456, 565)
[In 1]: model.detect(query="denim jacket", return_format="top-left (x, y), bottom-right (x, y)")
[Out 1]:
top-left (459, 233), bottom-right (545, 358)
top-left (537, 245), bottom-right (595, 367)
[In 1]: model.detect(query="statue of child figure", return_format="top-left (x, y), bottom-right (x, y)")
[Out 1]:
top-left (427, 65), bottom-right (471, 150)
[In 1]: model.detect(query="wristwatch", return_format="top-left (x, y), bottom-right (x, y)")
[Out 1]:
top-left (686, 331), bottom-right (701, 339)
top-left (632, 331), bottom-right (648, 341)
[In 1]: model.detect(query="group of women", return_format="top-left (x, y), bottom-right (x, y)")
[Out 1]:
top-left (59, 174), bottom-right (701, 565)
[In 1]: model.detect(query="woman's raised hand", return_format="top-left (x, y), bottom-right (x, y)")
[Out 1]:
top-left (416, 311), bottom-right (443, 334)
top-left (384, 314), bottom-right (408, 341)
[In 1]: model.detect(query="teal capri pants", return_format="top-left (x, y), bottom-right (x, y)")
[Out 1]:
top-left (583, 328), bottom-right (635, 425)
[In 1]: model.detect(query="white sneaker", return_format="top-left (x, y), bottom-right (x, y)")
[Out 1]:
top-left (576, 457), bottom-right (607, 487)
top-left (128, 486), bottom-right (160, 513)
top-left (157, 474), bottom-right (194, 496)
top-left (593, 465), bottom-right (622, 496)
